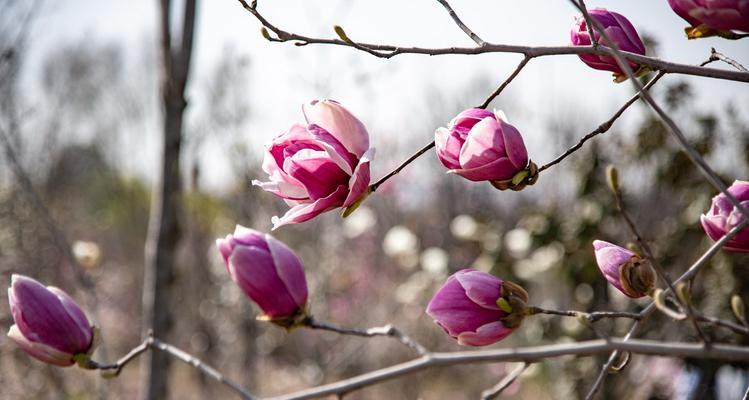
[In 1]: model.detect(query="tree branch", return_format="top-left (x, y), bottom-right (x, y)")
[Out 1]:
top-left (480, 362), bottom-right (529, 400)
top-left (304, 317), bottom-right (428, 356)
top-left (478, 56), bottom-right (531, 109)
top-left (267, 339), bottom-right (749, 400)
top-left (434, 0), bottom-right (485, 46)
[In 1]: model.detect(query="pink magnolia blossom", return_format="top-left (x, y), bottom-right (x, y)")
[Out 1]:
top-left (667, 0), bottom-right (749, 35)
top-left (7, 275), bottom-right (93, 366)
top-left (701, 180), bottom-right (749, 252)
top-left (435, 109), bottom-right (530, 185)
top-left (593, 240), bottom-right (655, 298)
top-left (570, 8), bottom-right (647, 81)
top-left (217, 225), bottom-right (308, 319)
top-left (426, 269), bottom-right (527, 346)
top-left (253, 99), bottom-right (374, 229)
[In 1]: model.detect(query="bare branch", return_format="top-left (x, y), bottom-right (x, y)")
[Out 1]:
top-left (369, 141), bottom-right (436, 193)
top-left (268, 339), bottom-right (749, 400)
top-left (478, 56), bottom-right (532, 109)
top-left (305, 317), bottom-right (428, 356)
top-left (88, 335), bottom-right (257, 400)
top-left (434, 0), bottom-right (485, 46)
top-left (480, 363), bottom-right (529, 400)
top-left (702, 47), bottom-right (748, 72)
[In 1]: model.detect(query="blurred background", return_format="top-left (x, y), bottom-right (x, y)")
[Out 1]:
top-left (1, 0), bottom-right (748, 399)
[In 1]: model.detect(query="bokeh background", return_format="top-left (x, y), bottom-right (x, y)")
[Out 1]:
top-left (1, 0), bottom-right (748, 399)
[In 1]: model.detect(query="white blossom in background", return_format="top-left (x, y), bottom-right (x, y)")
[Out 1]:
top-left (504, 227), bottom-right (532, 258)
top-left (343, 206), bottom-right (377, 238)
top-left (450, 214), bottom-right (478, 240)
top-left (383, 225), bottom-right (420, 270)
top-left (420, 247), bottom-right (448, 279)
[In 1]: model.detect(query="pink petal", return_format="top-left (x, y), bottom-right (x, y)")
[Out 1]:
top-left (449, 157), bottom-right (518, 182)
top-left (459, 117), bottom-right (505, 169)
top-left (456, 321), bottom-right (514, 346)
top-left (7, 325), bottom-right (75, 366)
top-left (302, 99), bottom-right (370, 158)
top-left (435, 127), bottom-right (463, 170)
top-left (271, 185), bottom-right (349, 230)
top-left (266, 234), bottom-right (308, 309)
top-left (228, 245), bottom-right (300, 317)
top-left (283, 149), bottom-right (349, 200)
top-left (343, 148), bottom-right (373, 207)
top-left (499, 119), bottom-right (529, 170)
top-left (455, 270), bottom-right (502, 311)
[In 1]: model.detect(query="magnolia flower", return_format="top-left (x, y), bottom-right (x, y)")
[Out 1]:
top-left (593, 240), bottom-right (656, 298)
top-left (7, 275), bottom-right (94, 366)
top-left (435, 109), bottom-right (536, 191)
top-left (426, 269), bottom-right (528, 346)
top-left (217, 225), bottom-right (308, 325)
top-left (701, 180), bottom-right (749, 252)
top-left (253, 99), bottom-right (374, 229)
top-left (570, 8), bottom-right (647, 82)
top-left (667, 0), bottom-right (749, 38)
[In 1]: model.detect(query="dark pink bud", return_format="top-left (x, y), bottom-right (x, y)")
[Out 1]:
top-left (570, 8), bottom-right (647, 81)
top-left (216, 226), bottom-right (308, 321)
top-left (253, 100), bottom-right (373, 229)
top-left (593, 240), bottom-right (656, 298)
top-left (426, 269), bottom-right (528, 346)
top-left (435, 109), bottom-right (534, 190)
top-left (7, 275), bottom-right (93, 366)
top-left (701, 180), bottom-right (749, 253)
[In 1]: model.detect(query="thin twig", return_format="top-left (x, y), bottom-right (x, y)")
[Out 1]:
top-left (528, 306), bottom-right (642, 322)
top-left (743, 382), bottom-right (749, 400)
top-left (434, 0), bottom-right (485, 46)
top-left (704, 47), bottom-right (748, 72)
top-left (694, 313), bottom-right (749, 336)
top-left (538, 71), bottom-right (666, 173)
top-left (478, 56), bottom-right (532, 109)
top-left (305, 317), bottom-right (428, 356)
top-left (234, 0), bottom-right (749, 83)
top-left (369, 141), bottom-right (436, 192)
top-left (88, 335), bottom-right (257, 400)
top-left (268, 339), bottom-right (749, 400)
top-left (480, 362), bottom-right (529, 400)
top-left (578, 0), bottom-right (599, 47)
top-left (88, 339), bottom-right (151, 376)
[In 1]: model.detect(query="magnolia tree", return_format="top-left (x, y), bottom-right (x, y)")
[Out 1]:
top-left (6, 1), bottom-right (749, 399)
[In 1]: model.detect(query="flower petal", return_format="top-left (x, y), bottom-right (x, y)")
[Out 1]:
top-left (266, 234), bottom-right (308, 309)
top-left (343, 148), bottom-right (374, 207)
top-left (456, 321), bottom-right (513, 346)
top-left (271, 185), bottom-right (349, 229)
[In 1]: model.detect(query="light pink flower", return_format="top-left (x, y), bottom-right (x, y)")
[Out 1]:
top-left (7, 275), bottom-right (93, 366)
top-left (435, 109), bottom-right (529, 184)
top-left (253, 99), bottom-right (374, 229)
top-left (701, 180), bottom-right (749, 252)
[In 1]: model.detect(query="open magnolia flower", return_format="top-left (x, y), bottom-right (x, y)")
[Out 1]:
top-left (435, 108), bottom-right (537, 191)
top-left (426, 269), bottom-right (529, 346)
top-left (701, 180), bottom-right (749, 252)
top-left (253, 99), bottom-right (374, 229)
top-left (667, 0), bottom-right (749, 38)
